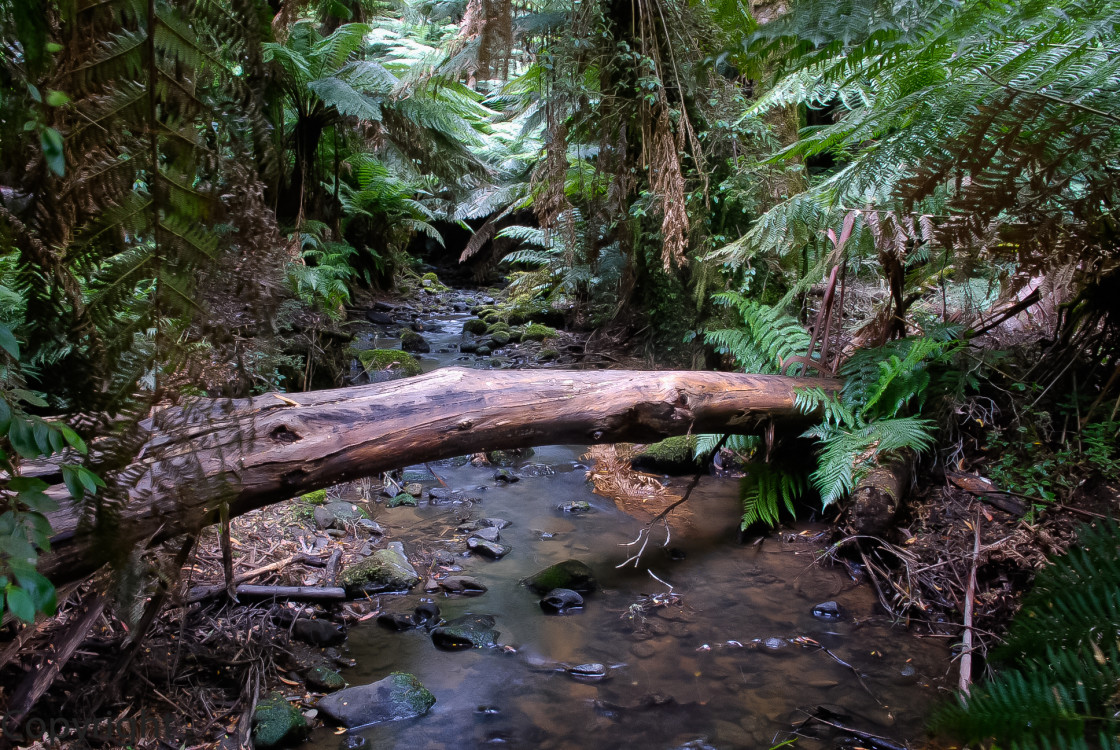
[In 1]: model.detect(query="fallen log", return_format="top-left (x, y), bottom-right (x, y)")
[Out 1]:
top-left (40, 367), bottom-right (836, 584)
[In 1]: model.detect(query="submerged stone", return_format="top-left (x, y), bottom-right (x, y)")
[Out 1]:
top-left (523, 560), bottom-right (597, 594)
top-left (812, 601), bottom-right (843, 620)
top-left (253, 693), bottom-right (310, 748)
top-left (558, 500), bottom-right (591, 513)
top-left (377, 612), bottom-right (417, 631)
top-left (439, 576), bottom-right (488, 595)
top-left (431, 614), bottom-right (500, 650)
top-left (339, 541), bottom-right (420, 594)
top-left (316, 672), bottom-right (436, 728)
top-left (539, 588), bottom-right (584, 614)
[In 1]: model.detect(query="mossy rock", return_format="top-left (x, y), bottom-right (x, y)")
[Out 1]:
top-left (507, 310), bottom-right (529, 325)
top-left (630, 435), bottom-right (700, 475)
top-left (523, 560), bottom-right (597, 594)
top-left (462, 319), bottom-right (489, 335)
top-left (252, 693), bottom-right (309, 748)
top-left (300, 489), bottom-right (327, 505)
top-left (482, 313), bottom-right (502, 325)
top-left (386, 492), bottom-right (417, 508)
top-left (538, 348), bottom-right (560, 361)
top-left (421, 272), bottom-right (440, 283)
top-left (316, 672), bottom-right (435, 728)
top-left (521, 323), bottom-right (557, 342)
top-left (339, 542), bottom-right (420, 593)
top-left (356, 349), bottom-right (422, 378)
top-left (306, 665), bottom-right (346, 692)
top-left (398, 329), bottom-right (430, 354)
top-left (430, 614), bottom-right (500, 650)
top-left (489, 331), bottom-right (511, 347)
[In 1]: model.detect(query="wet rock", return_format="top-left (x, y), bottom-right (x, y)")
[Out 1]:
top-left (630, 642), bottom-right (657, 659)
top-left (413, 602), bottom-right (440, 625)
top-left (402, 482), bottom-right (423, 496)
top-left (431, 614), bottom-right (500, 650)
top-left (493, 468), bottom-right (518, 483)
top-left (326, 528), bottom-right (346, 538)
top-left (253, 693), bottom-right (310, 748)
top-left (668, 547), bottom-right (687, 561)
top-left (438, 576), bottom-right (488, 595)
top-left (428, 487), bottom-right (456, 503)
top-left (398, 329), bottom-right (430, 353)
top-left (476, 345), bottom-right (492, 356)
top-left (812, 601), bottom-right (843, 620)
top-left (340, 736), bottom-right (367, 750)
top-left (316, 672), bottom-right (436, 728)
top-left (470, 527), bottom-right (501, 542)
top-left (518, 464), bottom-right (555, 477)
top-left (432, 549), bottom-right (456, 566)
top-left (339, 541), bottom-right (420, 594)
top-left (523, 560), bottom-right (597, 594)
top-left (365, 310), bottom-right (395, 325)
top-left (557, 500), bottom-right (591, 513)
top-left (386, 492), bottom-right (417, 508)
top-left (460, 339), bottom-right (480, 353)
top-left (468, 538), bottom-right (511, 559)
top-left (568, 663), bottom-right (607, 681)
top-left (377, 612), bottom-right (417, 631)
top-left (292, 618), bottom-right (346, 647)
top-left (489, 331), bottom-right (511, 347)
top-left (759, 637), bottom-right (789, 652)
top-left (539, 588), bottom-right (583, 614)
top-left (475, 705), bottom-right (501, 716)
top-left (357, 519), bottom-right (384, 536)
top-left (483, 517), bottom-right (512, 529)
top-left (314, 502), bottom-right (368, 530)
top-left (307, 666), bottom-right (346, 692)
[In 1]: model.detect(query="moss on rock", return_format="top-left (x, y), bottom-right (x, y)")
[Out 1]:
top-left (355, 349), bottom-right (422, 377)
top-left (300, 489), bottom-right (327, 505)
top-left (386, 492), bottom-right (417, 508)
top-left (522, 323), bottom-right (557, 341)
top-left (252, 693), bottom-right (309, 748)
top-left (630, 435), bottom-right (700, 475)
top-left (462, 318), bottom-right (488, 335)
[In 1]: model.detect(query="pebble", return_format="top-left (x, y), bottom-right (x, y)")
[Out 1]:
top-left (630, 642), bottom-right (657, 659)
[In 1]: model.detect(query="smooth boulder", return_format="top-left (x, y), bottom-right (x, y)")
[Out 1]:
top-left (539, 588), bottom-right (584, 614)
top-left (431, 614), bottom-right (500, 650)
top-left (316, 672), bottom-right (436, 728)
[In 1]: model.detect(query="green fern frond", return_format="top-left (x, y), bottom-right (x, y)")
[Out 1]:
top-left (740, 464), bottom-right (806, 529)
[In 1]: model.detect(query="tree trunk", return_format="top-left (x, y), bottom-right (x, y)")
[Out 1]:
top-left (846, 453), bottom-right (914, 537)
top-left (40, 367), bottom-right (835, 584)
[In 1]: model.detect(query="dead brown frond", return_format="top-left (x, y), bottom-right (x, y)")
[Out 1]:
top-left (584, 444), bottom-right (684, 524)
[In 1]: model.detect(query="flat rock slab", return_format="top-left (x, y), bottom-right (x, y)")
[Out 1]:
top-left (438, 576), bottom-right (488, 595)
top-left (468, 538), bottom-right (511, 559)
top-left (316, 673), bottom-right (435, 728)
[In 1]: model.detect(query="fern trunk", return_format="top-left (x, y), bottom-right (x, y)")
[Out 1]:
top-left (37, 367), bottom-right (836, 584)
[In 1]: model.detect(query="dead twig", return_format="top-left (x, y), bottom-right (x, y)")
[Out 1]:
top-left (960, 515), bottom-right (981, 695)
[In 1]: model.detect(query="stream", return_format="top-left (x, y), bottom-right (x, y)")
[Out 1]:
top-left (306, 296), bottom-right (949, 749)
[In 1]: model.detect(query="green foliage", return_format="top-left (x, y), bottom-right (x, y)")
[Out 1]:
top-left (932, 522), bottom-right (1120, 749)
top-left (0, 322), bottom-right (93, 623)
top-left (705, 291), bottom-right (812, 374)
top-left (286, 222), bottom-right (356, 317)
top-left (739, 464), bottom-right (804, 529)
top-left (300, 489), bottom-right (328, 505)
top-left (796, 336), bottom-right (956, 506)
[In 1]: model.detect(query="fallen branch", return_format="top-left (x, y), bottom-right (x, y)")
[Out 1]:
top-left (232, 585), bottom-right (346, 602)
top-left (184, 556), bottom-right (297, 604)
top-left (960, 516), bottom-right (981, 696)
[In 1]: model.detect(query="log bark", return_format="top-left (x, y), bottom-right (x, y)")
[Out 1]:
top-left (846, 453), bottom-right (913, 537)
top-left (40, 367), bottom-right (835, 584)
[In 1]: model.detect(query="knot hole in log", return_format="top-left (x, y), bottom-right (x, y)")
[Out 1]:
top-left (270, 425), bottom-right (302, 444)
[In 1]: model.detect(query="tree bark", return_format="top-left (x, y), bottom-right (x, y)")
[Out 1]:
top-left (40, 367), bottom-right (835, 584)
top-left (846, 453), bottom-right (914, 537)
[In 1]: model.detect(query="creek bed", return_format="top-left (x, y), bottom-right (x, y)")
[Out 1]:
top-left (319, 304), bottom-right (949, 749)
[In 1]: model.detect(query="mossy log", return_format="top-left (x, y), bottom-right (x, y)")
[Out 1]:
top-left (39, 368), bottom-right (837, 584)
top-left (846, 453), bottom-right (914, 537)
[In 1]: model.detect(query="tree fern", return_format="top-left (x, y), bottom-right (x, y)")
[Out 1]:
top-left (706, 291), bottom-right (814, 374)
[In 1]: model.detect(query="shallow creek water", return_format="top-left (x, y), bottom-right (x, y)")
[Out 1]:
top-left (308, 311), bottom-right (949, 749)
